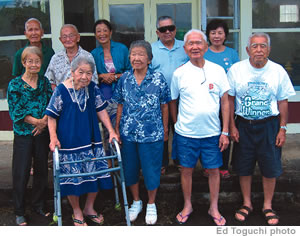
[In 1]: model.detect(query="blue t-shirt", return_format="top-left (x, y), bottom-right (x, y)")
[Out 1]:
top-left (151, 39), bottom-right (189, 87)
top-left (113, 69), bottom-right (171, 143)
top-left (204, 46), bottom-right (239, 73)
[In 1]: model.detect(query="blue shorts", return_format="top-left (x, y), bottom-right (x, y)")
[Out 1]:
top-left (120, 138), bottom-right (164, 190)
top-left (232, 116), bottom-right (282, 178)
top-left (175, 133), bottom-right (222, 169)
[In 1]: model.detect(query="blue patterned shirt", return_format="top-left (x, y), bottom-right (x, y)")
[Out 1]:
top-left (113, 69), bottom-right (171, 143)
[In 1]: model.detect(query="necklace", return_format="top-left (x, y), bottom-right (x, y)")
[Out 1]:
top-left (71, 78), bottom-right (89, 112)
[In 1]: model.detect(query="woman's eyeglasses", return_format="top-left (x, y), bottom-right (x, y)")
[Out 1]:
top-left (157, 25), bottom-right (176, 33)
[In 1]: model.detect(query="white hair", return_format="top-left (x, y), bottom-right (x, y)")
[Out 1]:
top-left (247, 32), bottom-right (271, 48)
top-left (25, 18), bottom-right (43, 31)
top-left (184, 29), bottom-right (207, 44)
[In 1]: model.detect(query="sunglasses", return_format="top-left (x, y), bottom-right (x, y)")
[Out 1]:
top-left (157, 25), bottom-right (176, 33)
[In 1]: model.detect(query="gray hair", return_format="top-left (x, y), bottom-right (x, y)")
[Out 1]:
top-left (247, 32), bottom-right (271, 48)
top-left (129, 40), bottom-right (153, 61)
top-left (156, 16), bottom-right (174, 28)
top-left (60, 24), bottom-right (79, 35)
top-left (184, 29), bottom-right (207, 44)
top-left (25, 18), bottom-right (43, 31)
top-left (71, 56), bottom-right (95, 74)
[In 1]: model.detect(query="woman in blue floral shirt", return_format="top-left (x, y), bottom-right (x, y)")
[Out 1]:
top-left (7, 46), bottom-right (52, 226)
top-left (113, 40), bottom-right (171, 225)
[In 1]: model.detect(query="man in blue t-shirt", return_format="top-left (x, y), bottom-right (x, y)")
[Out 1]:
top-left (151, 16), bottom-right (189, 173)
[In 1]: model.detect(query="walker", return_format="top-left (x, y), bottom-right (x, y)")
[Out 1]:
top-left (52, 138), bottom-right (130, 226)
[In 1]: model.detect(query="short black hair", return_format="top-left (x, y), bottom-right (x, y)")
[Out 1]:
top-left (93, 19), bottom-right (112, 33)
top-left (206, 19), bottom-right (229, 45)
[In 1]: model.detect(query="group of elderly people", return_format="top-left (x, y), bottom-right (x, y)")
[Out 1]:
top-left (7, 16), bottom-right (295, 227)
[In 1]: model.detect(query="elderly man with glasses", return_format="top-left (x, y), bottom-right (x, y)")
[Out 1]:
top-left (151, 16), bottom-right (189, 174)
top-left (228, 32), bottom-right (295, 226)
top-left (170, 29), bottom-right (230, 226)
top-left (45, 24), bottom-right (98, 90)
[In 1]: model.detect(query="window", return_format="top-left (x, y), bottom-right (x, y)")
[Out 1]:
top-left (253, 0), bottom-right (300, 88)
top-left (109, 4), bottom-right (145, 48)
top-left (0, 0), bottom-right (51, 98)
top-left (64, 0), bottom-right (97, 51)
top-left (157, 3), bottom-right (192, 40)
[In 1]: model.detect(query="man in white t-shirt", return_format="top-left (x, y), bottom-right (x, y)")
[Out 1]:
top-left (228, 32), bottom-right (296, 226)
top-left (170, 29), bottom-right (230, 226)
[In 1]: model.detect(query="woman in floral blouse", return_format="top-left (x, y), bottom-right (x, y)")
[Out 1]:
top-left (7, 46), bottom-right (52, 226)
top-left (113, 40), bottom-right (171, 225)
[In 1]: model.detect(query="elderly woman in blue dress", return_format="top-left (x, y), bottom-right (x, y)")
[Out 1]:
top-left (7, 46), bottom-right (52, 226)
top-left (46, 56), bottom-right (119, 226)
top-left (113, 40), bottom-right (171, 225)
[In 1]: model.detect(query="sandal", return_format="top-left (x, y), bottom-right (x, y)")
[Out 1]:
top-left (84, 213), bottom-right (104, 225)
top-left (16, 215), bottom-right (27, 226)
top-left (175, 210), bottom-right (193, 224)
top-left (203, 169), bottom-right (209, 178)
top-left (235, 205), bottom-right (252, 222)
top-left (262, 209), bottom-right (279, 226)
top-left (72, 215), bottom-right (87, 226)
top-left (219, 170), bottom-right (231, 179)
top-left (208, 214), bottom-right (226, 226)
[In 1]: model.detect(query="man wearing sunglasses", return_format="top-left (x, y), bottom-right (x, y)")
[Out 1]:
top-left (151, 16), bottom-right (189, 174)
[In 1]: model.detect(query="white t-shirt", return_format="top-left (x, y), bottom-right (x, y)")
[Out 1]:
top-left (227, 59), bottom-right (296, 120)
top-left (171, 60), bottom-right (230, 138)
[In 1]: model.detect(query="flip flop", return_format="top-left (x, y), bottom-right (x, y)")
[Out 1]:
top-left (16, 215), bottom-right (27, 226)
top-left (209, 214), bottom-right (226, 226)
top-left (262, 209), bottom-right (279, 226)
top-left (84, 213), bottom-right (104, 225)
top-left (72, 215), bottom-right (87, 226)
top-left (235, 205), bottom-right (252, 222)
top-left (175, 211), bottom-right (193, 224)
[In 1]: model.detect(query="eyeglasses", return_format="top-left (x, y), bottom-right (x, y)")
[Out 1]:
top-left (157, 25), bottom-right (176, 33)
top-left (25, 59), bottom-right (41, 65)
top-left (201, 68), bottom-right (206, 85)
top-left (250, 43), bottom-right (268, 49)
top-left (186, 40), bottom-right (205, 47)
top-left (60, 34), bottom-right (76, 40)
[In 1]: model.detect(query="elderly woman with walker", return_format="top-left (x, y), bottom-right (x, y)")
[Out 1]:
top-left (46, 55), bottom-right (119, 226)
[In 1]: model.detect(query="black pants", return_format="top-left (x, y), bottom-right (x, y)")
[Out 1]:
top-left (12, 132), bottom-right (49, 216)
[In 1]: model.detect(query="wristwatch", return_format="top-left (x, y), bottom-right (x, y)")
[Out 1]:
top-left (114, 74), bottom-right (118, 80)
top-left (221, 131), bottom-right (229, 136)
top-left (280, 126), bottom-right (287, 131)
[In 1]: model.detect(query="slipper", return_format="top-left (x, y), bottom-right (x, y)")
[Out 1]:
top-left (16, 215), bottom-right (27, 226)
top-left (203, 169), bottom-right (209, 178)
top-left (161, 167), bottom-right (166, 175)
top-left (262, 209), bottom-right (279, 226)
top-left (84, 213), bottom-right (104, 225)
top-left (219, 170), bottom-right (231, 179)
top-left (235, 205), bottom-right (252, 222)
top-left (209, 214), bottom-right (226, 226)
top-left (72, 215), bottom-right (87, 226)
top-left (175, 211), bottom-right (193, 224)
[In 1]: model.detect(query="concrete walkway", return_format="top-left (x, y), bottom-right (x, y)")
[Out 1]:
top-left (0, 134), bottom-right (299, 203)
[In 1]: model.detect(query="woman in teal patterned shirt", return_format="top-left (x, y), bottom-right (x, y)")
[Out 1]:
top-left (7, 46), bottom-right (52, 226)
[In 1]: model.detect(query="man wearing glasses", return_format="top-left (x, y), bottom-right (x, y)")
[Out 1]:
top-left (45, 24), bottom-right (98, 90)
top-left (228, 33), bottom-right (295, 226)
top-left (151, 16), bottom-right (189, 174)
top-left (170, 29), bottom-right (229, 226)
top-left (12, 18), bottom-right (55, 77)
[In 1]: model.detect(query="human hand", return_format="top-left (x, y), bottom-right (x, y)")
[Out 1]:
top-left (100, 73), bottom-right (115, 84)
top-left (219, 134), bottom-right (229, 152)
top-left (230, 125), bottom-right (239, 143)
top-left (276, 129), bottom-right (286, 147)
top-left (109, 130), bottom-right (121, 144)
top-left (49, 138), bottom-right (61, 152)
